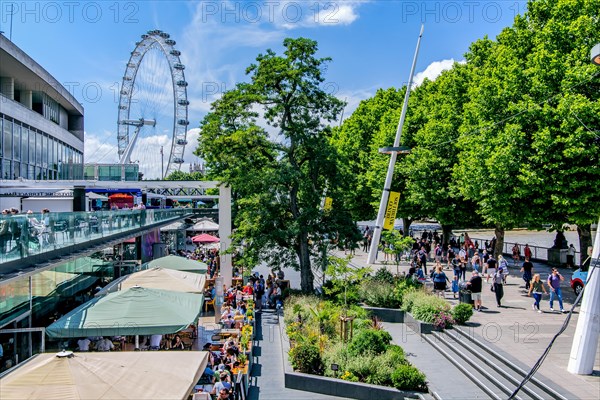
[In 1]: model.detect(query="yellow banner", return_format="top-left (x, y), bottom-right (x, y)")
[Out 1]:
top-left (383, 191), bottom-right (400, 230)
top-left (324, 197), bottom-right (333, 213)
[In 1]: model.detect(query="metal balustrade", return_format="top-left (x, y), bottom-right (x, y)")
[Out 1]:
top-left (0, 209), bottom-right (189, 265)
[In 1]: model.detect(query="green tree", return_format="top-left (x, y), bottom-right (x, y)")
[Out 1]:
top-left (195, 38), bottom-right (354, 292)
top-left (330, 88), bottom-right (405, 221)
top-left (164, 170), bottom-right (204, 181)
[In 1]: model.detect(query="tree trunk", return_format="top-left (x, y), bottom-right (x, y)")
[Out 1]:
top-left (298, 231), bottom-right (314, 293)
top-left (402, 217), bottom-right (413, 237)
top-left (577, 224), bottom-right (592, 268)
top-left (494, 224), bottom-right (505, 259)
top-left (441, 224), bottom-right (453, 248)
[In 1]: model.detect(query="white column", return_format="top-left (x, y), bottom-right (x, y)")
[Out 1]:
top-left (218, 185), bottom-right (232, 286)
top-left (568, 218), bottom-right (600, 375)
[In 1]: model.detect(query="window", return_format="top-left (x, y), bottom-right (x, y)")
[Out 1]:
top-left (3, 119), bottom-right (12, 159)
top-left (42, 135), bottom-right (48, 167)
top-left (29, 129), bottom-right (35, 165)
top-left (21, 127), bottom-right (28, 164)
top-left (36, 131), bottom-right (42, 166)
top-left (28, 164), bottom-right (35, 180)
top-left (13, 124), bottom-right (20, 160)
top-left (2, 159), bottom-right (11, 180)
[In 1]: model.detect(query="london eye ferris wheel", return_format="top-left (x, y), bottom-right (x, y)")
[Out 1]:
top-left (117, 29), bottom-right (189, 179)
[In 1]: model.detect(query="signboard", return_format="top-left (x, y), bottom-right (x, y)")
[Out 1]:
top-left (383, 191), bottom-right (400, 230)
top-left (323, 197), bottom-right (333, 213)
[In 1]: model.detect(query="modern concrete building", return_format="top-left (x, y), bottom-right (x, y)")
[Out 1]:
top-left (0, 34), bottom-right (84, 181)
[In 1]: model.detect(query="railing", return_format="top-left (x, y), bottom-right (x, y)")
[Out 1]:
top-left (467, 237), bottom-right (581, 267)
top-left (0, 208), bottom-right (189, 264)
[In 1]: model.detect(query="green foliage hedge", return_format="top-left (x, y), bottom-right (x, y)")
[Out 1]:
top-left (289, 342), bottom-right (323, 374)
top-left (452, 303), bottom-right (474, 325)
top-left (391, 365), bottom-right (428, 391)
top-left (348, 329), bottom-right (392, 356)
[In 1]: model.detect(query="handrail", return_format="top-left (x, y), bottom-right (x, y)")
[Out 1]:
top-left (0, 209), bottom-right (189, 265)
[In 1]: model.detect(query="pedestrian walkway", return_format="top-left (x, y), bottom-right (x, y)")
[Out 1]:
top-left (247, 309), bottom-right (350, 400)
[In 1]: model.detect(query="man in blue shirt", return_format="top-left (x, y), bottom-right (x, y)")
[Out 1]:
top-left (547, 268), bottom-right (565, 313)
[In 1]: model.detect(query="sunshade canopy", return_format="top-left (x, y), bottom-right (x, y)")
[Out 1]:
top-left (187, 219), bottom-right (219, 232)
top-left (191, 233), bottom-right (220, 243)
top-left (160, 221), bottom-right (187, 231)
top-left (0, 351), bottom-right (208, 400)
top-left (147, 255), bottom-right (208, 273)
top-left (109, 267), bottom-right (206, 294)
top-left (46, 287), bottom-right (203, 338)
top-left (86, 192), bottom-right (108, 200)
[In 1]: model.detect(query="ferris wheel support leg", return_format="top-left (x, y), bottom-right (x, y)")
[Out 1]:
top-left (119, 126), bottom-right (142, 165)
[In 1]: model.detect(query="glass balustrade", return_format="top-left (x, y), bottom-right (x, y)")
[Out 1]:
top-left (0, 209), bottom-right (189, 264)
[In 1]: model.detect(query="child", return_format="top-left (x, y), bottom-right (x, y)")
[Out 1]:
top-left (451, 275), bottom-right (459, 299)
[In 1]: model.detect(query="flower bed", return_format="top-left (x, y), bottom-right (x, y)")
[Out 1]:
top-left (284, 295), bottom-right (428, 393)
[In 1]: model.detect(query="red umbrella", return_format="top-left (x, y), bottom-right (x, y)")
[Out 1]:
top-left (191, 233), bottom-right (220, 243)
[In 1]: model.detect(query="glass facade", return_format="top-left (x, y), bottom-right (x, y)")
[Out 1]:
top-left (0, 114), bottom-right (83, 180)
top-left (83, 164), bottom-right (140, 181)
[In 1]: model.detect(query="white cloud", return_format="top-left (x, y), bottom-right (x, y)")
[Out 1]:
top-left (84, 131), bottom-right (119, 164)
top-left (311, 3), bottom-right (360, 27)
top-left (412, 59), bottom-right (465, 87)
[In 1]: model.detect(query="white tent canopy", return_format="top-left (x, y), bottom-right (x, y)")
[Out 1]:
top-left (160, 221), bottom-right (187, 231)
top-left (187, 218), bottom-right (219, 232)
top-left (100, 267), bottom-right (206, 294)
top-left (0, 351), bottom-right (208, 400)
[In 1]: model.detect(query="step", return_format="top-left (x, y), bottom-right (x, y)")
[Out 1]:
top-left (431, 330), bottom-right (546, 400)
top-left (451, 327), bottom-right (569, 400)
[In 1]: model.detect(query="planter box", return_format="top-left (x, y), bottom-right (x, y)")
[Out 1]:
top-left (361, 306), bottom-right (404, 323)
top-left (279, 315), bottom-right (424, 400)
top-left (403, 311), bottom-right (434, 335)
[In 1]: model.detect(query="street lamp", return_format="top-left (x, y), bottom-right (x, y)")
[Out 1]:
top-left (366, 25), bottom-right (424, 266)
top-left (591, 43), bottom-right (600, 66)
top-left (568, 44), bottom-right (600, 375)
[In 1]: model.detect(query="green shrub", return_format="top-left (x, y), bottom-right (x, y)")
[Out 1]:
top-left (384, 345), bottom-right (406, 365)
top-left (400, 289), bottom-right (423, 312)
top-left (393, 278), bottom-right (422, 305)
top-left (391, 365), bottom-right (427, 391)
top-left (452, 303), bottom-right (474, 325)
top-left (411, 294), bottom-right (450, 323)
top-left (348, 329), bottom-right (392, 356)
top-left (322, 342), bottom-right (350, 378)
top-left (289, 342), bottom-right (323, 374)
top-left (372, 267), bottom-right (395, 284)
top-left (359, 280), bottom-right (401, 308)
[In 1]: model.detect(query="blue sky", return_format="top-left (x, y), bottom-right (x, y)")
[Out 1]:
top-left (1, 0), bottom-right (526, 178)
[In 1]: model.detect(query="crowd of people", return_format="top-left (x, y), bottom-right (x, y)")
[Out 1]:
top-left (394, 231), bottom-right (569, 314)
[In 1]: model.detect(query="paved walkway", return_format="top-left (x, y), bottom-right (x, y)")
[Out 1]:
top-left (346, 247), bottom-right (600, 400)
top-left (247, 309), bottom-right (349, 400)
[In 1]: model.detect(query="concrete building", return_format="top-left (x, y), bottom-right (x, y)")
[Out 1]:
top-left (0, 34), bottom-right (84, 182)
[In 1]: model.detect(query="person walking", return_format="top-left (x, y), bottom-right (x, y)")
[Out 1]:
top-left (491, 269), bottom-right (504, 307)
top-left (520, 257), bottom-right (534, 290)
top-left (432, 264), bottom-right (449, 298)
top-left (498, 255), bottom-right (509, 284)
top-left (485, 255), bottom-right (497, 283)
top-left (547, 268), bottom-right (565, 313)
top-left (465, 270), bottom-right (483, 311)
top-left (471, 251), bottom-right (481, 273)
top-left (447, 245), bottom-right (455, 270)
top-left (528, 274), bottom-right (547, 313)
top-left (566, 244), bottom-right (576, 269)
top-left (512, 243), bottom-right (521, 267)
top-left (524, 244), bottom-right (532, 260)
